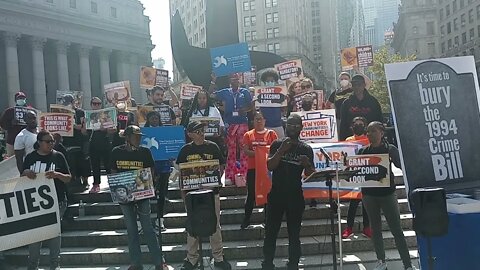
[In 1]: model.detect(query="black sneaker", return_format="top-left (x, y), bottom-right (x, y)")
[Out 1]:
top-left (240, 219), bottom-right (250, 229)
top-left (180, 260), bottom-right (198, 270)
top-left (261, 261), bottom-right (275, 270)
top-left (286, 261), bottom-right (299, 270)
top-left (214, 260), bottom-right (232, 270)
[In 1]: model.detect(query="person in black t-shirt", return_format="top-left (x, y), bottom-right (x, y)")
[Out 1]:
top-left (110, 125), bottom-right (168, 270)
top-left (145, 86), bottom-right (177, 126)
top-left (176, 121), bottom-right (231, 270)
top-left (262, 114), bottom-right (315, 270)
top-left (21, 130), bottom-right (71, 270)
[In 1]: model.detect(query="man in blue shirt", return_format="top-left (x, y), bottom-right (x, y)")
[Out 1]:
top-left (213, 73), bottom-right (252, 185)
top-left (259, 68), bottom-right (285, 138)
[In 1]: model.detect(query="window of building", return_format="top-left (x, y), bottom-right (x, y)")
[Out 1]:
top-left (274, 27), bottom-right (279, 38)
top-left (470, 28), bottom-right (475, 39)
top-left (251, 15), bottom-right (256, 26)
top-left (111, 7), bottom-right (117, 18)
top-left (266, 13), bottom-right (272, 23)
top-left (427, 42), bottom-right (436, 56)
top-left (454, 18), bottom-right (458, 30)
top-left (478, 25), bottom-right (480, 37)
top-left (462, 32), bottom-right (467, 44)
top-left (440, 8), bottom-right (444, 20)
top-left (273, 0), bottom-right (278, 6)
top-left (477, 5), bottom-right (480, 19)
top-left (441, 25), bottom-right (445, 36)
top-left (267, 28), bottom-right (273, 38)
top-left (267, 43), bottom-right (274, 52)
top-left (252, 31), bottom-right (257, 40)
top-left (413, 26), bottom-right (418, 34)
top-left (427, 22), bottom-right (435, 35)
top-left (461, 14), bottom-right (466, 26)
top-left (273, 12), bottom-right (279, 23)
top-left (460, 0), bottom-right (465, 8)
top-left (469, 9), bottom-right (474, 23)
top-left (70, 0), bottom-right (76, 8)
top-left (274, 43), bottom-right (280, 53)
top-left (244, 16), bottom-right (251, 26)
top-left (454, 36), bottom-right (459, 45)
top-left (250, 0), bottom-right (256, 10)
top-left (447, 22), bottom-right (452, 33)
top-left (46, 0), bottom-right (53, 3)
top-left (243, 1), bottom-right (250, 11)
top-left (453, 0), bottom-right (457, 12)
top-left (448, 39), bottom-right (452, 48)
top-left (245, 31), bottom-right (251, 41)
top-left (446, 4), bottom-right (450, 16)
top-left (252, 45), bottom-right (258, 51)
top-left (265, 0), bottom-right (277, 8)
top-left (441, 42), bottom-right (446, 53)
top-left (470, 48), bottom-right (475, 56)
top-left (91, 1), bottom-right (97, 13)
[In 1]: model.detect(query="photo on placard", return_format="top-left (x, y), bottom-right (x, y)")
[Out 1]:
top-left (56, 90), bottom-right (83, 109)
top-left (104, 81), bottom-right (131, 108)
top-left (140, 66), bottom-right (157, 89)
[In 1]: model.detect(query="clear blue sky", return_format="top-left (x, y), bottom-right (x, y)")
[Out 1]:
top-left (139, 0), bottom-right (173, 72)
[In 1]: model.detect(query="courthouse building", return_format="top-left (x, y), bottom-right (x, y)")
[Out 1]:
top-left (0, 0), bottom-right (154, 112)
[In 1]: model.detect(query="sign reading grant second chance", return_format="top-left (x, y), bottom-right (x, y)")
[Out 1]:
top-left (386, 56), bottom-right (480, 194)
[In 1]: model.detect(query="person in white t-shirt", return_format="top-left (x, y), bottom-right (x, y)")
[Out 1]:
top-left (14, 110), bottom-right (39, 173)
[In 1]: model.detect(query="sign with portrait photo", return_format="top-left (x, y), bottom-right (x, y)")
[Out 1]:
top-left (254, 85), bottom-right (287, 107)
top-left (56, 90), bottom-right (83, 109)
top-left (179, 160), bottom-right (221, 190)
top-left (292, 90), bottom-right (325, 112)
top-left (85, 108), bottom-right (117, 130)
top-left (107, 168), bottom-right (155, 203)
top-left (140, 66), bottom-right (169, 89)
top-left (39, 113), bottom-right (74, 137)
top-left (104, 81), bottom-right (131, 108)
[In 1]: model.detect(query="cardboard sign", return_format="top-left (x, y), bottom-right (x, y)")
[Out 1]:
top-left (254, 85), bottom-right (287, 107)
top-left (39, 113), bottom-right (74, 137)
top-left (386, 56), bottom-right (480, 194)
top-left (357, 45), bottom-right (374, 68)
top-left (292, 109), bottom-right (337, 142)
top-left (56, 90), bottom-right (83, 109)
top-left (135, 106), bottom-right (154, 127)
top-left (107, 168), bottom-right (155, 203)
top-left (292, 91), bottom-right (325, 112)
top-left (180, 84), bottom-right (203, 100)
top-left (239, 66), bottom-right (257, 86)
top-left (190, 117), bottom-right (221, 137)
top-left (141, 126), bottom-right (186, 161)
top-left (140, 66), bottom-right (169, 89)
top-left (85, 108), bottom-right (117, 130)
top-left (153, 105), bottom-right (174, 125)
top-left (179, 160), bottom-right (221, 190)
top-left (341, 47), bottom-right (358, 71)
top-left (14, 107), bottom-right (32, 126)
top-left (343, 154), bottom-right (390, 187)
top-left (210, 42), bottom-right (252, 77)
top-left (104, 81), bottom-right (131, 108)
top-left (50, 104), bottom-right (75, 114)
top-left (0, 174), bottom-right (60, 251)
top-left (274, 59), bottom-right (304, 81)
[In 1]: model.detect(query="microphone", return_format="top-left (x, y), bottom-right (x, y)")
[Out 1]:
top-left (319, 147), bottom-right (331, 167)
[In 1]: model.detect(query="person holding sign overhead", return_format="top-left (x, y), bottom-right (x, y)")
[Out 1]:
top-left (212, 73), bottom-right (252, 185)
top-left (21, 130), bottom-right (71, 270)
top-left (176, 121), bottom-right (231, 270)
top-left (360, 122), bottom-right (416, 270)
top-left (262, 114), bottom-right (315, 270)
top-left (110, 125), bottom-right (168, 270)
top-left (0, 91), bottom-right (31, 157)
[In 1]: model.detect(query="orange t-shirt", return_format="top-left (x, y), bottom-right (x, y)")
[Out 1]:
top-left (345, 134), bottom-right (370, 146)
top-left (243, 129), bottom-right (278, 169)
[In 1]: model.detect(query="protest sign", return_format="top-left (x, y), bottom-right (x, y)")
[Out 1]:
top-left (14, 106), bottom-right (32, 126)
top-left (254, 85), bottom-right (287, 107)
top-left (179, 160), bottom-right (221, 190)
top-left (56, 90), bottom-right (83, 108)
top-left (291, 109), bottom-right (337, 142)
top-left (343, 154), bottom-right (390, 187)
top-left (140, 67), bottom-right (169, 89)
top-left (341, 47), bottom-right (358, 71)
top-left (141, 126), bottom-right (186, 161)
top-left (255, 146), bottom-right (271, 206)
top-left (39, 113), bottom-right (74, 137)
top-left (190, 117), bottom-right (221, 137)
top-left (357, 45), bottom-right (374, 68)
top-left (85, 108), bottom-right (117, 130)
top-left (386, 56), bottom-right (480, 194)
top-left (210, 42), bottom-right (252, 77)
top-left (107, 168), bottom-right (155, 203)
top-left (50, 104), bottom-right (75, 114)
top-left (180, 84), bottom-right (202, 100)
top-left (274, 59), bottom-right (304, 81)
top-left (153, 105), bottom-right (174, 125)
top-left (136, 105), bottom-right (154, 126)
top-left (0, 174), bottom-right (60, 251)
top-left (104, 81), bottom-right (131, 108)
top-left (292, 91), bottom-right (325, 112)
top-left (155, 69), bottom-right (169, 88)
top-left (240, 66), bottom-right (257, 86)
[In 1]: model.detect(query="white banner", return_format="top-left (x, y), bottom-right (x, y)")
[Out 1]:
top-left (0, 173), bottom-right (60, 251)
top-left (292, 109), bottom-right (338, 143)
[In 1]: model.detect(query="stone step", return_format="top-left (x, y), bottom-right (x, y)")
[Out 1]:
top-left (60, 214), bottom-right (413, 247)
top-left (64, 199), bottom-right (410, 230)
top-left (67, 186), bottom-right (408, 216)
top-left (6, 249), bottom-right (420, 269)
top-left (4, 231), bottom-right (417, 265)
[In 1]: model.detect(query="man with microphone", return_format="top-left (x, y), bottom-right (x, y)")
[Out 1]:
top-left (262, 114), bottom-right (315, 270)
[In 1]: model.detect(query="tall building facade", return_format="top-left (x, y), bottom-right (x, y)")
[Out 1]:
top-left (392, 0), bottom-right (440, 60)
top-left (363, 0), bottom-right (401, 47)
top-left (337, 0), bottom-right (366, 49)
top-left (0, 0), bottom-right (153, 111)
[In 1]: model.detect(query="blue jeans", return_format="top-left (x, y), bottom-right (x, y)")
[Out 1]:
top-left (120, 199), bottom-right (163, 266)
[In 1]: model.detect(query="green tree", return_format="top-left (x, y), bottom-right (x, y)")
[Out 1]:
top-left (368, 46), bottom-right (416, 113)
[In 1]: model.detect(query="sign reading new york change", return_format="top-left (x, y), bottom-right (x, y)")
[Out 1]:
top-left (386, 56), bottom-right (480, 194)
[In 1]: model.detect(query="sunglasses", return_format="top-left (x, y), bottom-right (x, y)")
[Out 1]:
top-left (301, 84), bottom-right (312, 89)
top-left (40, 139), bottom-right (55, 144)
top-left (286, 123), bottom-right (302, 128)
top-left (91, 102), bottom-right (102, 105)
top-left (191, 129), bottom-right (204, 135)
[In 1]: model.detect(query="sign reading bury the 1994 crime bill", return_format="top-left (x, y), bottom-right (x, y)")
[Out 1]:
top-left (386, 56), bottom-right (480, 194)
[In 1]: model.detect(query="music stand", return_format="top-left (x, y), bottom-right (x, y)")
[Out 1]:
top-left (304, 168), bottom-right (358, 270)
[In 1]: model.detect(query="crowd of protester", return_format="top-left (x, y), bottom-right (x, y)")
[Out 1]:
top-left (0, 66), bottom-right (415, 270)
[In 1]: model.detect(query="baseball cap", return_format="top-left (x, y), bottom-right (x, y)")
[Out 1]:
top-left (15, 91), bottom-right (26, 100)
top-left (187, 121), bottom-right (205, 132)
top-left (351, 75), bottom-right (365, 83)
top-left (124, 125), bottom-right (143, 136)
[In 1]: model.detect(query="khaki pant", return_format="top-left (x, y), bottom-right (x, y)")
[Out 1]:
top-left (6, 143), bottom-right (14, 157)
top-left (185, 194), bottom-right (224, 264)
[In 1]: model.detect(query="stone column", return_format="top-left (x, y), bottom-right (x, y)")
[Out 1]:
top-left (55, 40), bottom-right (70, 91)
top-left (78, 45), bottom-right (92, 108)
top-left (116, 51), bottom-right (130, 82)
top-left (31, 37), bottom-right (47, 112)
top-left (128, 53), bottom-right (141, 102)
top-left (3, 32), bottom-right (21, 107)
top-left (98, 48), bottom-right (111, 89)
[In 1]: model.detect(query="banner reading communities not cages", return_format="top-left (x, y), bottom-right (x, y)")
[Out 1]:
top-left (107, 168), bottom-right (155, 203)
top-left (39, 113), bottom-right (74, 137)
top-left (0, 174), bottom-right (60, 251)
top-left (291, 109), bottom-right (337, 143)
top-left (179, 160), bottom-right (221, 190)
top-left (386, 56), bottom-right (480, 194)
top-left (254, 85), bottom-right (287, 107)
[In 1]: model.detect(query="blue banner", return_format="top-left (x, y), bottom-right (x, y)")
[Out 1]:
top-left (141, 126), bottom-right (186, 161)
top-left (210, 42), bottom-right (252, 77)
